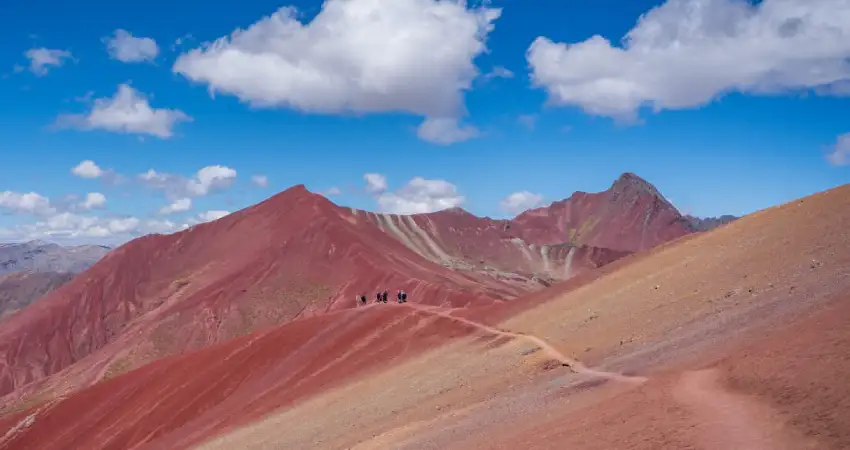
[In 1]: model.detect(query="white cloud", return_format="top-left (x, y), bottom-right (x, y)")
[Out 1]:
top-left (416, 117), bottom-right (479, 145)
top-left (499, 190), bottom-right (543, 215)
top-left (138, 165), bottom-right (237, 199)
top-left (0, 210), bottom-right (189, 243)
top-left (827, 132), bottom-right (850, 166)
top-left (186, 165), bottom-right (237, 196)
top-left (251, 174), bottom-right (269, 187)
top-left (25, 48), bottom-right (73, 76)
top-left (56, 84), bottom-right (191, 138)
top-left (373, 176), bottom-right (464, 214)
top-left (323, 186), bottom-right (342, 196)
top-left (107, 217), bottom-right (140, 234)
top-left (158, 197), bottom-right (192, 215)
top-left (145, 219), bottom-right (179, 234)
top-left (139, 168), bottom-right (169, 184)
top-left (71, 160), bottom-right (103, 178)
top-left (5, 212), bottom-right (142, 241)
top-left (104, 29), bottom-right (159, 63)
top-left (172, 0), bottom-right (500, 144)
top-left (482, 66), bottom-right (514, 81)
top-left (80, 192), bottom-right (106, 210)
top-left (364, 173), bottom-right (388, 193)
top-left (198, 210), bottom-right (230, 222)
top-left (0, 191), bottom-right (55, 216)
top-left (527, 0), bottom-right (850, 120)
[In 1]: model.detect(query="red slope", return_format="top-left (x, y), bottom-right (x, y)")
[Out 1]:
top-left (0, 305), bottom-right (482, 450)
top-left (0, 172), bottom-right (688, 409)
top-left (512, 172), bottom-right (694, 252)
top-left (0, 186), bottom-right (521, 401)
top-left (354, 207), bottom-right (629, 286)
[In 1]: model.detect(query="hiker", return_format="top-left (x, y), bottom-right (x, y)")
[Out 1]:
top-left (376, 292), bottom-right (382, 303)
top-left (382, 290), bottom-right (388, 303)
top-left (401, 290), bottom-right (407, 303)
top-left (360, 294), bottom-right (366, 305)
top-left (397, 290), bottom-right (403, 303)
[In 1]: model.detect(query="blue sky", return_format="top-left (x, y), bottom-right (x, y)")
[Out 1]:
top-left (1, 0), bottom-right (849, 244)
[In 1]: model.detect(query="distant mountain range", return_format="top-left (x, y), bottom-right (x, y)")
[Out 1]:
top-left (0, 172), bottom-right (723, 401)
top-left (684, 214), bottom-right (739, 231)
top-left (0, 240), bottom-right (111, 320)
top-left (0, 271), bottom-right (76, 319)
top-left (0, 240), bottom-right (111, 275)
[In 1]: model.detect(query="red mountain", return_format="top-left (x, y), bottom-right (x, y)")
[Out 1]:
top-left (0, 173), bottom-right (689, 406)
top-left (512, 172), bottom-right (694, 252)
top-left (354, 207), bottom-right (630, 287)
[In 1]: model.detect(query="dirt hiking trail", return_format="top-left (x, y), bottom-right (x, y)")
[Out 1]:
top-left (673, 369), bottom-right (810, 450)
top-left (384, 303), bottom-right (813, 449)
top-left (401, 303), bottom-right (648, 385)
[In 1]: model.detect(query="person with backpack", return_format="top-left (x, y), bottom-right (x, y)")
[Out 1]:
top-left (401, 290), bottom-right (407, 303)
top-left (381, 290), bottom-right (388, 303)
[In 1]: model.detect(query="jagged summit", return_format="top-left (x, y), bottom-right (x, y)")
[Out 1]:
top-left (610, 172), bottom-right (664, 198)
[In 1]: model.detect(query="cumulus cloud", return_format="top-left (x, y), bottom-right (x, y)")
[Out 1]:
top-left (251, 174), bottom-right (269, 187)
top-left (186, 165), bottom-right (237, 196)
top-left (198, 210), bottom-right (230, 222)
top-left (0, 212), bottom-right (150, 242)
top-left (370, 175), bottom-right (465, 214)
top-left (70, 160), bottom-right (125, 186)
top-left (145, 219), bottom-right (179, 234)
top-left (172, 0), bottom-right (500, 144)
top-left (80, 192), bottom-right (106, 210)
top-left (104, 29), bottom-right (159, 63)
top-left (364, 173), bottom-right (388, 194)
top-left (0, 191), bottom-right (55, 216)
top-left (483, 66), bottom-right (514, 81)
top-left (71, 160), bottom-right (103, 178)
top-left (323, 186), bottom-right (342, 196)
top-left (500, 190), bottom-right (543, 215)
top-left (138, 165), bottom-right (237, 199)
top-left (158, 197), bottom-right (192, 215)
top-left (826, 132), bottom-right (850, 166)
top-left (416, 117), bottom-right (479, 145)
top-left (55, 84), bottom-right (191, 138)
top-left (527, 0), bottom-right (850, 120)
top-left (25, 48), bottom-right (73, 76)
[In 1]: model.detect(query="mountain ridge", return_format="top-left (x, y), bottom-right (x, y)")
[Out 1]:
top-left (0, 172), bottom-right (698, 405)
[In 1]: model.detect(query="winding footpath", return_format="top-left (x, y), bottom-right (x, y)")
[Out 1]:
top-left (673, 369), bottom-right (807, 450)
top-left (394, 302), bottom-right (809, 449)
top-left (401, 303), bottom-right (647, 385)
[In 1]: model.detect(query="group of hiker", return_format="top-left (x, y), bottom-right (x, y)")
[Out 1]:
top-left (355, 289), bottom-right (408, 306)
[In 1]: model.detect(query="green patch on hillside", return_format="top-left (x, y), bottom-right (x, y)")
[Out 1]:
top-left (102, 357), bottom-right (132, 380)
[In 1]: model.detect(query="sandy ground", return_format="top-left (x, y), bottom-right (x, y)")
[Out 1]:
top-left (195, 184), bottom-right (850, 449)
top-left (2, 184), bottom-right (848, 450)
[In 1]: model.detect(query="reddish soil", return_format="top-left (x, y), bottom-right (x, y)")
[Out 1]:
top-left (355, 207), bottom-right (632, 284)
top-left (0, 173), bottom-right (681, 408)
top-left (512, 172), bottom-right (693, 252)
top-left (0, 172), bottom-right (717, 449)
top-left (0, 185), bottom-right (523, 401)
top-left (0, 305), bottom-right (484, 450)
